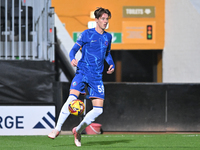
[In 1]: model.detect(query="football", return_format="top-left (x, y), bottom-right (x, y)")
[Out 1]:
top-left (68, 99), bottom-right (85, 116)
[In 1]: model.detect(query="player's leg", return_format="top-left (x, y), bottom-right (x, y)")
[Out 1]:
top-left (71, 77), bottom-right (104, 147)
top-left (73, 80), bottom-right (104, 146)
top-left (48, 90), bottom-right (80, 139)
top-left (55, 90), bottom-right (80, 131)
top-left (48, 73), bottom-right (85, 139)
top-left (76, 98), bottom-right (103, 133)
top-left (73, 98), bottom-right (103, 147)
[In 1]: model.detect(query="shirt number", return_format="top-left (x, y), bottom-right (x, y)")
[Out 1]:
top-left (97, 85), bottom-right (104, 94)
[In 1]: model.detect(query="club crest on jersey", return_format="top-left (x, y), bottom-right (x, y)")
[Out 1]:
top-left (104, 41), bottom-right (108, 46)
top-left (72, 81), bottom-right (77, 87)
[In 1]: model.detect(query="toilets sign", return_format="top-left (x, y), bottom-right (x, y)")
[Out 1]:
top-left (123, 6), bottom-right (155, 18)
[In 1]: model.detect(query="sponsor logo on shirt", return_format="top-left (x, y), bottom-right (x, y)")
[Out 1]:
top-left (91, 40), bottom-right (97, 43)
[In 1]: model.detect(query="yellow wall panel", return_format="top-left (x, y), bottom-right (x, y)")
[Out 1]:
top-left (52, 0), bottom-right (165, 50)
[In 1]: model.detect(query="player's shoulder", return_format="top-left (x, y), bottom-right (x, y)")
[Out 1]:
top-left (81, 29), bottom-right (88, 35)
top-left (104, 31), bottom-right (112, 40)
top-left (78, 29), bottom-right (92, 38)
top-left (104, 30), bottom-right (111, 35)
top-left (81, 28), bottom-right (95, 37)
top-left (104, 31), bottom-right (112, 37)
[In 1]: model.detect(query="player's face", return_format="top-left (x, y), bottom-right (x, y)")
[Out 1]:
top-left (96, 13), bottom-right (109, 30)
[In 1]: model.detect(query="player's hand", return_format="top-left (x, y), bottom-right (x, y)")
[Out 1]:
top-left (71, 59), bottom-right (78, 67)
top-left (107, 65), bottom-right (114, 74)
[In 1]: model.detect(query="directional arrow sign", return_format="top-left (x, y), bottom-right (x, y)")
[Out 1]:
top-left (110, 32), bottom-right (122, 43)
top-left (73, 32), bottom-right (82, 42)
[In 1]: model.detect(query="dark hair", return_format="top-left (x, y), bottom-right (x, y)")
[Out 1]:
top-left (94, 7), bottom-right (111, 19)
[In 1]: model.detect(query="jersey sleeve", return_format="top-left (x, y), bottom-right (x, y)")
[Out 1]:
top-left (69, 31), bottom-right (86, 61)
top-left (76, 31), bottom-right (86, 47)
top-left (69, 43), bottom-right (81, 61)
top-left (105, 34), bottom-right (115, 69)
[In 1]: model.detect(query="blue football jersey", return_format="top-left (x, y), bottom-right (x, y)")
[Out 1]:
top-left (70, 28), bottom-right (114, 79)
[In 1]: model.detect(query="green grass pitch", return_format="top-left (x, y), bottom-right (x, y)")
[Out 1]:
top-left (0, 134), bottom-right (200, 150)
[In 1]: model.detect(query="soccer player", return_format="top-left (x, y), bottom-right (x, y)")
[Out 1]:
top-left (48, 7), bottom-right (115, 147)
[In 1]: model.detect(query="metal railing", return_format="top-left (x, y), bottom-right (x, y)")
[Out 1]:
top-left (0, 0), bottom-right (54, 61)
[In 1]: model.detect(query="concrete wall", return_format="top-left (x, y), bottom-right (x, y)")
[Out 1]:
top-left (61, 82), bottom-right (200, 132)
top-left (163, 0), bottom-right (200, 83)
